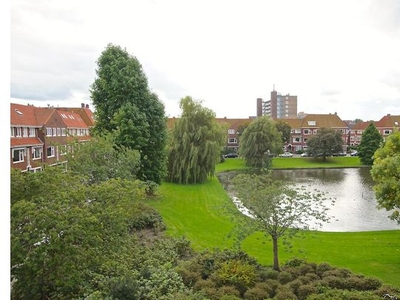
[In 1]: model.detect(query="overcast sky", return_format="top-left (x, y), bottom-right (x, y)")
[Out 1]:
top-left (10, 0), bottom-right (400, 121)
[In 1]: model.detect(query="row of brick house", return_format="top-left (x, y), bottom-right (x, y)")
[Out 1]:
top-left (11, 102), bottom-right (400, 173)
top-left (10, 103), bottom-right (94, 172)
top-left (214, 113), bottom-right (400, 154)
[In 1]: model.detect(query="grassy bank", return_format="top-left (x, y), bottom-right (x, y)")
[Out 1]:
top-left (149, 157), bottom-right (400, 288)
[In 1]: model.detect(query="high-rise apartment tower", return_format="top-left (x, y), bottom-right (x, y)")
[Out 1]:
top-left (257, 88), bottom-right (297, 119)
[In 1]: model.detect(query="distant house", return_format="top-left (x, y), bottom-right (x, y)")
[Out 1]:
top-left (281, 113), bottom-right (349, 152)
top-left (10, 103), bottom-right (92, 172)
top-left (349, 114), bottom-right (400, 146)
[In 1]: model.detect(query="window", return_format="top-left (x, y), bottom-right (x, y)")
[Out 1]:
top-left (12, 148), bottom-right (25, 163)
top-left (303, 129), bottom-right (311, 135)
top-left (32, 147), bottom-right (42, 160)
top-left (57, 128), bottom-right (61, 136)
top-left (383, 130), bottom-right (392, 135)
top-left (29, 128), bottom-right (36, 137)
top-left (228, 129), bottom-right (235, 134)
top-left (46, 128), bottom-right (52, 136)
top-left (357, 130), bottom-right (363, 134)
top-left (16, 127), bottom-right (22, 137)
top-left (52, 128), bottom-right (57, 136)
top-left (228, 138), bottom-right (237, 144)
top-left (308, 121), bottom-right (316, 126)
top-left (23, 127), bottom-right (28, 137)
top-left (46, 146), bottom-right (55, 158)
top-left (11, 127), bottom-right (14, 137)
top-left (313, 129), bottom-right (318, 134)
top-left (293, 137), bottom-right (301, 143)
top-left (61, 128), bottom-right (67, 136)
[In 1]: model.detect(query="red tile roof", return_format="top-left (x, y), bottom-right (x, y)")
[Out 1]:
top-left (10, 137), bottom-right (43, 147)
top-left (56, 110), bottom-right (88, 128)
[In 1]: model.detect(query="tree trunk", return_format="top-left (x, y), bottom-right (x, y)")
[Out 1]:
top-left (272, 236), bottom-right (280, 271)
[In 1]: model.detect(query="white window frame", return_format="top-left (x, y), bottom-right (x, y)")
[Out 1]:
top-left (29, 128), bottom-right (36, 137)
top-left (16, 127), bottom-right (22, 137)
top-left (12, 148), bottom-right (25, 163)
top-left (383, 129), bottom-right (392, 135)
top-left (32, 146), bottom-right (42, 160)
top-left (228, 129), bottom-right (235, 134)
top-left (11, 127), bottom-right (14, 137)
top-left (46, 128), bottom-right (52, 136)
top-left (23, 127), bottom-right (28, 137)
top-left (303, 129), bottom-right (311, 135)
top-left (46, 146), bottom-right (55, 158)
top-left (228, 138), bottom-right (237, 144)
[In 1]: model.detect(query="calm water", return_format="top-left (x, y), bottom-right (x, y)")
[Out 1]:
top-left (271, 168), bottom-right (399, 232)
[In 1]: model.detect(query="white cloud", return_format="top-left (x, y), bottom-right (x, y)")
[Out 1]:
top-left (10, 0), bottom-right (400, 121)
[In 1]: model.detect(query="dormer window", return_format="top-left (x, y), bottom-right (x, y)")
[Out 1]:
top-left (308, 121), bottom-right (316, 126)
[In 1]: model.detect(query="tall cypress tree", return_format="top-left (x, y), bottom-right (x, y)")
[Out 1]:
top-left (358, 122), bottom-right (383, 165)
top-left (90, 44), bottom-right (167, 184)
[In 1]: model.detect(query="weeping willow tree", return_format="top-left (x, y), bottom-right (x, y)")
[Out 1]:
top-left (166, 96), bottom-right (227, 184)
top-left (239, 115), bottom-right (283, 169)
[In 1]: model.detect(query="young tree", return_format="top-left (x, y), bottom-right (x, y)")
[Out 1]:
top-left (232, 172), bottom-right (334, 271)
top-left (306, 127), bottom-right (343, 161)
top-left (90, 43), bottom-right (167, 184)
top-left (66, 133), bottom-right (141, 184)
top-left (239, 116), bottom-right (282, 169)
top-left (275, 120), bottom-right (292, 144)
top-left (358, 122), bottom-right (383, 165)
top-left (370, 130), bottom-right (400, 224)
top-left (166, 96), bottom-right (226, 184)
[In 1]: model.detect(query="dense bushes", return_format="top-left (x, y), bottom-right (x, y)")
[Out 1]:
top-left (176, 255), bottom-right (400, 299)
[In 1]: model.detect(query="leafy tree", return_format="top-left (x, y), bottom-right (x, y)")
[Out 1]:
top-left (370, 130), bottom-right (400, 224)
top-left (358, 122), bottom-right (383, 165)
top-left (306, 127), bottom-right (343, 161)
top-left (232, 172), bottom-right (333, 271)
top-left (90, 43), bottom-right (167, 184)
top-left (166, 96), bottom-right (227, 184)
top-left (275, 120), bottom-right (291, 144)
top-left (11, 168), bottom-right (138, 298)
top-left (238, 116), bottom-right (282, 169)
top-left (66, 133), bottom-right (140, 184)
top-left (236, 121), bottom-right (251, 137)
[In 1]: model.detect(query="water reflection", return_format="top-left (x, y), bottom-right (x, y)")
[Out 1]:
top-left (271, 168), bottom-right (398, 232)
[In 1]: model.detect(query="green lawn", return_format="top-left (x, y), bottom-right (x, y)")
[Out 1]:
top-left (149, 157), bottom-right (400, 288)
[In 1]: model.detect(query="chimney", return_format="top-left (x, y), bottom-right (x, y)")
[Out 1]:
top-left (81, 103), bottom-right (85, 108)
top-left (85, 104), bottom-right (89, 108)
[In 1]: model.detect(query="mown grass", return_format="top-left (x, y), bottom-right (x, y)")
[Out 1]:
top-left (149, 157), bottom-right (400, 288)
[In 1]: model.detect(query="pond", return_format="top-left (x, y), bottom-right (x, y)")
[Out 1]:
top-left (271, 168), bottom-right (399, 232)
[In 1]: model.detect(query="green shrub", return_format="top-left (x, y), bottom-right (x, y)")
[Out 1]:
top-left (316, 262), bottom-right (333, 277)
top-left (129, 203), bottom-right (165, 231)
top-left (345, 275), bottom-right (382, 291)
top-left (259, 269), bottom-right (279, 280)
top-left (213, 259), bottom-right (257, 294)
top-left (297, 284), bottom-right (317, 300)
top-left (322, 275), bottom-right (346, 289)
top-left (217, 285), bottom-right (241, 298)
top-left (288, 278), bottom-right (303, 295)
top-left (243, 282), bottom-right (274, 299)
top-left (277, 271), bottom-right (293, 284)
top-left (306, 289), bottom-right (382, 300)
top-left (275, 285), bottom-right (298, 300)
top-left (322, 267), bottom-right (352, 279)
top-left (193, 279), bottom-right (216, 291)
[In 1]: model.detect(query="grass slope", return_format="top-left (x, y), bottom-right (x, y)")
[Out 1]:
top-left (149, 157), bottom-right (400, 288)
